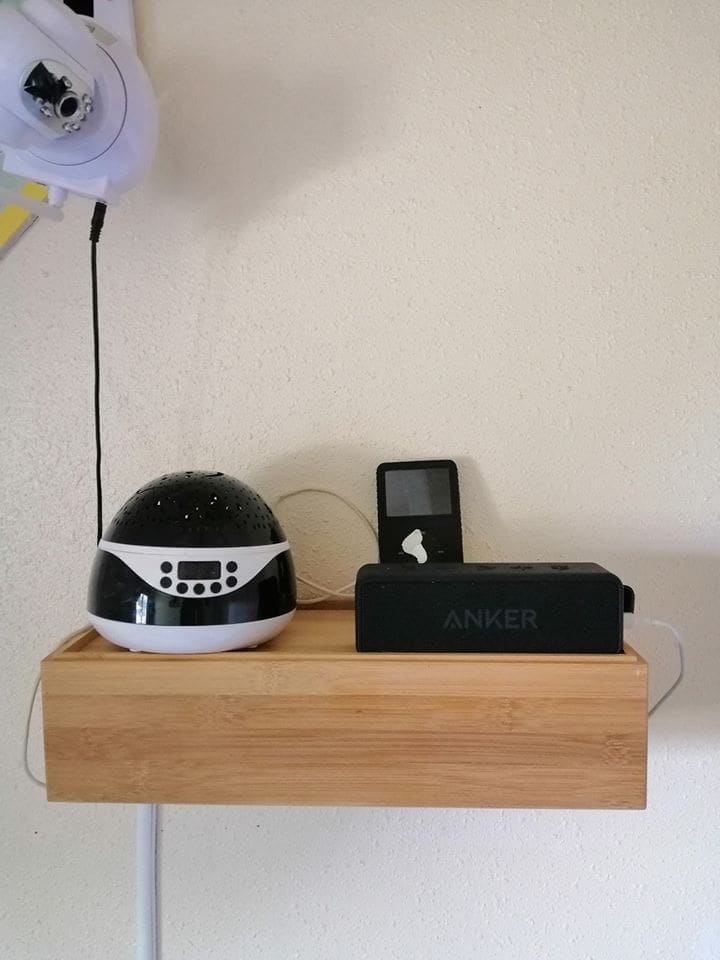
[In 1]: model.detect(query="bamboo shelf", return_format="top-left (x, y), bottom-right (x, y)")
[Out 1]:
top-left (41, 609), bottom-right (647, 808)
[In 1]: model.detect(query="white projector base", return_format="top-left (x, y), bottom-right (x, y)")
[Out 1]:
top-left (88, 611), bottom-right (295, 654)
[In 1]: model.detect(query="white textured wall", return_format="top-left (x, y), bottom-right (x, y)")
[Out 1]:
top-left (2, 1), bottom-right (720, 957)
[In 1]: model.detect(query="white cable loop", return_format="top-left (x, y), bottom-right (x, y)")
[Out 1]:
top-left (274, 488), bottom-right (377, 605)
top-left (23, 673), bottom-right (46, 788)
top-left (625, 614), bottom-right (685, 716)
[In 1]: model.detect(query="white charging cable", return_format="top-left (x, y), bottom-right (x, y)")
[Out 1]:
top-left (625, 614), bottom-right (685, 715)
top-left (23, 673), bottom-right (45, 788)
top-left (137, 804), bottom-right (158, 960)
top-left (294, 575), bottom-right (357, 603)
top-left (23, 674), bottom-right (159, 959)
top-left (273, 488), bottom-right (378, 605)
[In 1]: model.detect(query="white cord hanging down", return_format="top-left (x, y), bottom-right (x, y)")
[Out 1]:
top-left (137, 804), bottom-right (158, 960)
top-left (625, 614), bottom-right (685, 716)
top-left (273, 488), bottom-right (378, 605)
top-left (646, 618), bottom-right (685, 716)
top-left (24, 686), bottom-right (159, 960)
top-left (23, 673), bottom-right (46, 788)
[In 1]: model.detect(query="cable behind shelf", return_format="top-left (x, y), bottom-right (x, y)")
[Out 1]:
top-left (273, 487), bottom-right (378, 606)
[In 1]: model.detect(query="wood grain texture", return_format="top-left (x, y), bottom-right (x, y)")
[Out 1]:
top-left (41, 610), bottom-right (647, 808)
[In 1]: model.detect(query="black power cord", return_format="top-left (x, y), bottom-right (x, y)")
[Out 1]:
top-left (23, 199), bottom-right (109, 790)
top-left (90, 201), bottom-right (107, 543)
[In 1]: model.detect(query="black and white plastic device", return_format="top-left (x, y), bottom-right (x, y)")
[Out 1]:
top-left (87, 471), bottom-right (296, 653)
top-left (376, 459), bottom-right (464, 563)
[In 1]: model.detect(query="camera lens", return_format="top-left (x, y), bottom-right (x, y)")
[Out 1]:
top-left (58, 95), bottom-right (79, 118)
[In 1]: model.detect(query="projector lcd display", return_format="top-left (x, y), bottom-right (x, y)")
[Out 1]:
top-left (384, 467), bottom-right (452, 516)
top-left (177, 561), bottom-right (221, 580)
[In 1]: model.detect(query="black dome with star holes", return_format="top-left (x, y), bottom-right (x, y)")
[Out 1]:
top-left (103, 471), bottom-right (286, 548)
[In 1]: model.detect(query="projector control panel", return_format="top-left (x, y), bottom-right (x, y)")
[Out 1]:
top-left (157, 558), bottom-right (238, 596)
top-left (98, 540), bottom-right (290, 598)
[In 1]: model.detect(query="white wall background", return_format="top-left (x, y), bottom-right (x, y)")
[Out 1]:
top-left (2, 0), bottom-right (719, 957)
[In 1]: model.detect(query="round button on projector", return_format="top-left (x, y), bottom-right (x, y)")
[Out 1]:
top-left (193, 583), bottom-right (205, 595)
top-left (226, 560), bottom-right (238, 573)
top-left (226, 576), bottom-right (237, 588)
top-left (160, 576), bottom-right (172, 588)
top-left (177, 582), bottom-right (188, 594)
top-left (160, 561), bottom-right (172, 573)
top-left (210, 582), bottom-right (222, 594)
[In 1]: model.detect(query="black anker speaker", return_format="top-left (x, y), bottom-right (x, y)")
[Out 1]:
top-left (355, 563), bottom-right (631, 654)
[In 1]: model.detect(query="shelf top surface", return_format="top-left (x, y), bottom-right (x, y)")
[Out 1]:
top-left (47, 609), bottom-right (641, 664)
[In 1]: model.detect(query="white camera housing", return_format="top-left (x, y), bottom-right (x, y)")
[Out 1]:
top-left (0, 0), bottom-right (157, 205)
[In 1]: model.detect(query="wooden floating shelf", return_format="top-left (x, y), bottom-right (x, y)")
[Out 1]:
top-left (41, 610), bottom-right (647, 809)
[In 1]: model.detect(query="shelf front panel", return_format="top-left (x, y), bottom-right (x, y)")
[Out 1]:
top-left (42, 611), bottom-right (647, 808)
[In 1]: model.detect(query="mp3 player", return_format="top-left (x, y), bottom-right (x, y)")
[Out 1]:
top-left (376, 459), bottom-right (463, 563)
